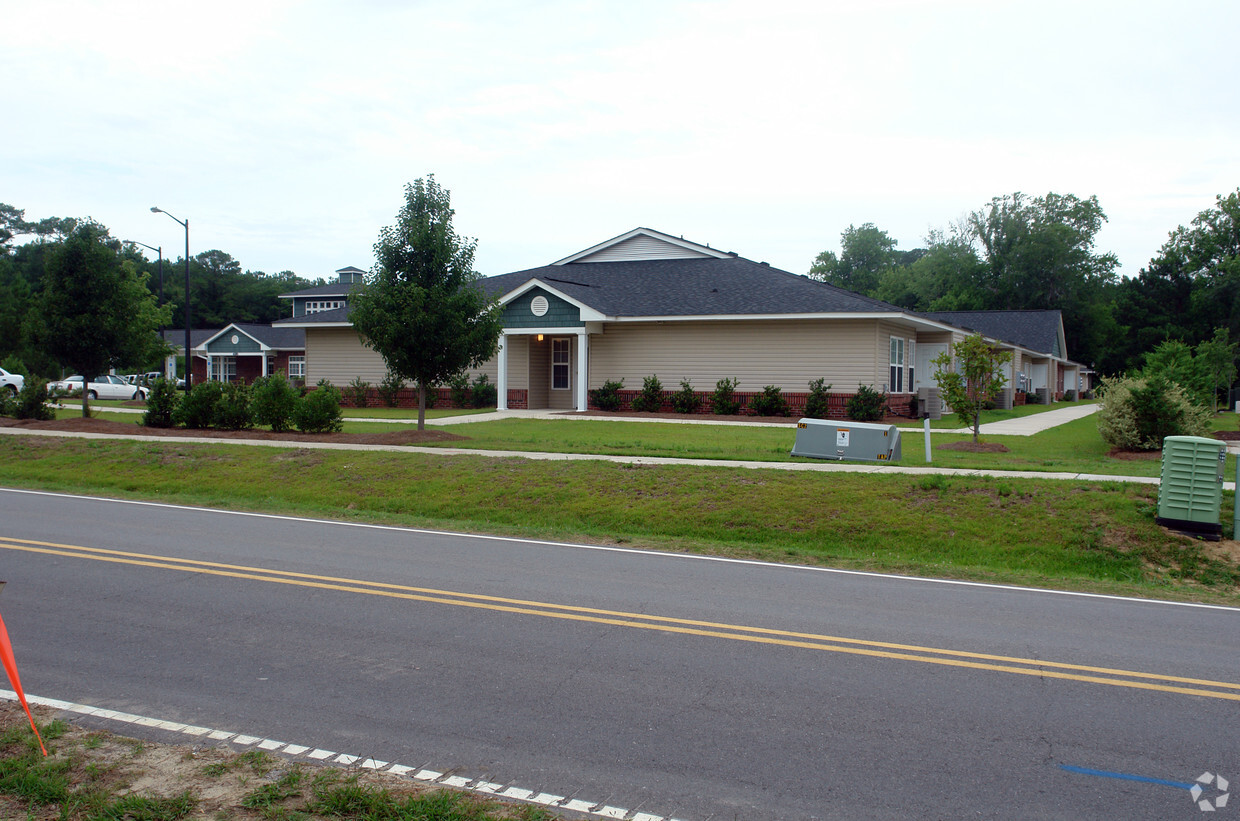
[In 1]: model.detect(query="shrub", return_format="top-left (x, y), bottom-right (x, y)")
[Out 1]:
top-left (1063, 389), bottom-right (1077, 401)
top-left (670, 378), bottom-right (700, 414)
top-left (590, 379), bottom-right (624, 411)
top-left (293, 380), bottom-right (344, 433)
top-left (10, 378), bottom-right (55, 421)
top-left (142, 378), bottom-right (181, 428)
top-left (346, 376), bottom-right (370, 408)
top-left (251, 373), bottom-right (300, 432)
top-left (711, 377), bottom-right (743, 415)
top-left (212, 382), bottom-right (253, 430)
top-left (0, 389), bottom-right (12, 417)
top-left (749, 385), bottom-right (790, 417)
top-left (378, 372), bottom-right (405, 407)
top-left (846, 384), bottom-right (888, 422)
top-left (1096, 375), bottom-right (1210, 451)
top-left (448, 373), bottom-right (471, 408)
top-left (470, 373), bottom-right (496, 408)
top-left (174, 381), bottom-right (225, 429)
top-left (631, 375), bottom-right (664, 413)
top-left (804, 378), bottom-right (832, 419)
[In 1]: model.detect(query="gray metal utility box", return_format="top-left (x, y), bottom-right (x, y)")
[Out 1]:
top-left (791, 419), bottom-right (902, 462)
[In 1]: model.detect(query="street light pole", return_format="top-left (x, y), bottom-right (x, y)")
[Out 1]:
top-left (150, 208), bottom-right (191, 391)
top-left (132, 241), bottom-right (163, 306)
top-left (132, 240), bottom-right (168, 379)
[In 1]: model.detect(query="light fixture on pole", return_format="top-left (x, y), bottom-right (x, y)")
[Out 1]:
top-left (150, 207), bottom-right (191, 391)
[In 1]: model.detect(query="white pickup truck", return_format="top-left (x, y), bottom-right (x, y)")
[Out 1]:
top-left (0, 366), bottom-right (25, 396)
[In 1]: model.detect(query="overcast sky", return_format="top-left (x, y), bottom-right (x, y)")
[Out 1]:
top-left (4, 0), bottom-right (1237, 283)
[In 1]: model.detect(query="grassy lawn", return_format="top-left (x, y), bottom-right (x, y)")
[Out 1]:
top-left (51, 406), bottom-right (1235, 479)
top-left (0, 433), bottom-right (1236, 604)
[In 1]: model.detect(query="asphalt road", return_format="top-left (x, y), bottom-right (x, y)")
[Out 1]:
top-left (0, 487), bottom-right (1237, 820)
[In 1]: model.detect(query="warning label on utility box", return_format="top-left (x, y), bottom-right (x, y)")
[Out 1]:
top-left (836, 429), bottom-right (850, 448)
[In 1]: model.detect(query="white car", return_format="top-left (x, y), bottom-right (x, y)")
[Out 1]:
top-left (0, 367), bottom-right (22, 396)
top-left (49, 374), bottom-right (149, 401)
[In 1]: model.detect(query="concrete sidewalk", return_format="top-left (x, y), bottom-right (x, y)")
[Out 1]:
top-left (0, 421), bottom-right (1173, 488)
top-left (409, 402), bottom-right (1100, 437)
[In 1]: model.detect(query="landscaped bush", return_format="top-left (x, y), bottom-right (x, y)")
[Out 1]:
top-left (293, 380), bottom-right (344, 433)
top-left (142, 377), bottom-right (181, 428)
top-left (174, 381), bottom-right (226, 429)
top-left (470, 373), bottom-right (496, 408)
top-left (631, 375), bottom-right (664, 413)
top-left (250, 373), bottom-right (300, 432)
top-left (670, 378), bottom-right (700, 414)
top-left (449, 373), bottom-right (471, 408)
top-left (0, 389), bottom-right (13, 418)
top-left (749, 385), bottom-right (790, 417)
top-left (1096, 375), bottom-right (1210, 451)
top-left (378, 372), bottom-right (405, 407)
top-left (1063, 389), bottom-right (1077, 401)
top-left (590, 379), bottom-right (624, 411)
top-left (804, 378), bottom-right (832, 419)
top-left (212, 382), bottom-right (253, 430)
top-left (346, 376), bottom-right (371, 408)
top-left (846, 384), bottom-right (888, 422)
top-left (8, 378), bottom-right (55, 421)
top-left (711, 377), bottom-right (743, 415)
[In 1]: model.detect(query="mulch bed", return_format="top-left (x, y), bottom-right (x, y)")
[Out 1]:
top-left (0, 416), bottom-right (465, 446)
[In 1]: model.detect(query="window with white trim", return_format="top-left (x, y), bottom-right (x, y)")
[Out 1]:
top-left (305, 300), bottom-right (342, 314)
top-left (889, 337), bottom-right (904, 393)
top-left (288, 356), bottom-right (305, 378)
top-left (552, 338), bottom-right (570, 390)
top-left (210, 356), bottom-right (236, 383)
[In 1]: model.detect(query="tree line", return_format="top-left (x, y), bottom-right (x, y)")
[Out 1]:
top-left (0, 203), bottom-right (325, 377)
top-left (808, 189), bottom-right (1240, 377)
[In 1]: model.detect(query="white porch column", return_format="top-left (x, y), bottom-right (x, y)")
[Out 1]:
top-left (496, 334), bottom-right (508, 411)
top-left (576, 330), bottom-right (588, 411)
top-left (261, 353), bottom-right (269, 378)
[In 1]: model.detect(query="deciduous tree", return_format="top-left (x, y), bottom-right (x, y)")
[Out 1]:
top-left (349, 176), bottom-right (504, 429)
top-left (31, 222), bottom-right (170, 417)
top-left (932, 333), bottom-right (1012, 443)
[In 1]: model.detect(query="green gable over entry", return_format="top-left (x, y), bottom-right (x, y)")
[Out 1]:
top-left (502, 287), bottom-right (584, 329)
top-left (205, 330), bottom-right (263, 355)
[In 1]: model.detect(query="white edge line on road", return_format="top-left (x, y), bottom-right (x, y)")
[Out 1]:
top-left (0, 690), bottom-right (678, 821)
top-left (3, 486), bottom-right (1237, 614)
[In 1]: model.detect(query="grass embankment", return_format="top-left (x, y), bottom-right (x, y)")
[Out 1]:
top-left (1, 434), bottom-right (1237, 603)
top-left (0, 709), bottom-right (551, 820)
top-left (57, 403), bottom-right (1191, 478)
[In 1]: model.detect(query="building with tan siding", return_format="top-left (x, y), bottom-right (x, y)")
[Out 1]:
top-left (278, 229), bottom-right (1086, 413)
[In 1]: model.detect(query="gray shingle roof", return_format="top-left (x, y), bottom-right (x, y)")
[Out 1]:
top-left (919, 310), bottom-right (1062, 356)
top-left (163, 325), bottom-right (305, 350)
top-left (482, 257), bottom-right (903, 317)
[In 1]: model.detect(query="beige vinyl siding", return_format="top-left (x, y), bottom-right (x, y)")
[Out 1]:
top-left (305, 328), bottom-right (386, 385)
top-left (307, 327), bottom-right (502, 390)
top-left (586, 319), bottom-right (895, 392)
top-left (577, 235), bottom-right (712, 263)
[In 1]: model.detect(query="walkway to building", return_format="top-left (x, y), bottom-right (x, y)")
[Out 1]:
top-left (7, 402), bottom-right (1181, 487)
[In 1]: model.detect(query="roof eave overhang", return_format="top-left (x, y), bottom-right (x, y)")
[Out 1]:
top-left (551, 227), bottom-right (733, 265)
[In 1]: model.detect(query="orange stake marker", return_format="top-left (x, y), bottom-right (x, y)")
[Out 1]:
top-left (0, 609), bottom-right (47, 756)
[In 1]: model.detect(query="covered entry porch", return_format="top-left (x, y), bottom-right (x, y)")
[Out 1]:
top-left (495, 327), bottom-right (593, 411)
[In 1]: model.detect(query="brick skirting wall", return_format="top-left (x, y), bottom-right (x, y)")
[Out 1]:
top-left (591, 389), bottom-right (914, 418)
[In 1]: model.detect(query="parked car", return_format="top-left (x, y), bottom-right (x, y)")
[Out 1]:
top-left (49, 374), bottom-right (149, 401)
top-left (0, 367), bottom-right (23, 396)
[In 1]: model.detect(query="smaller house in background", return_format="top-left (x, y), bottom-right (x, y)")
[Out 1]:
top-left (162, 324), bottom-right (306, 385)
top-left (918, 310), bottom-right (1089, 400)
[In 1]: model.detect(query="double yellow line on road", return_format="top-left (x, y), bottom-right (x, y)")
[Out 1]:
top-left (4, 535), bottom-right (1238, 702)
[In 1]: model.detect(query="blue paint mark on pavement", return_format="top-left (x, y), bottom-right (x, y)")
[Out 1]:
top-left (1060, 764), bottom-right (1195, 791)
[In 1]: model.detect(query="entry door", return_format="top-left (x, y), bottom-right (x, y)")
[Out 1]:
top-left (549, 337), bottom-right (574, 409)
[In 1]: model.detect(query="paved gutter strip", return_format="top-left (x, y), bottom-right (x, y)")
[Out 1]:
top-left (0, 426), bottom-right (1180, 487)
top-left (1, 690), bottom-right (686, 821)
